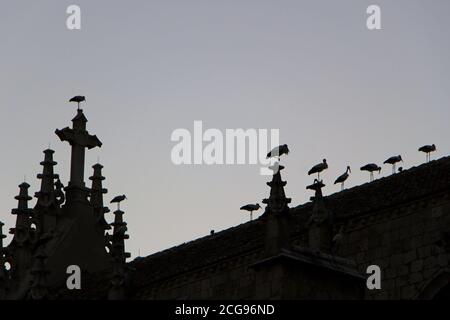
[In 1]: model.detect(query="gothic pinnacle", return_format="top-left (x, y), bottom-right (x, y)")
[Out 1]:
top-left (90, 163), bottom-right (111, 231)
top-left (262, 163), bottom-right (291, 215)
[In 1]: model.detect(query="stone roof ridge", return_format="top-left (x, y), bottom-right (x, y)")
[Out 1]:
top-left (131, 219), bottom-right (263, 264)
top-left (293, 155), bottom-right (450, 214)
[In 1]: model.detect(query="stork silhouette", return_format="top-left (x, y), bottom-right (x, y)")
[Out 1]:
top-left (266, 144), bottom-right (289, 161)
top-left (308, 159), bottom-right (328, 180)
top-left (110, 195), bottom-right (127, 210)
top-left (360, 163), bottom-right (381, 182)
top-left (69, 96), bottom-right (86, 110)
top-left (334, 166), bottom-right (351, 191)
top-left (240, 203), bottom-right (261, 221)
top-left (384, 155), bottom-right (403, 174)
top-left (418, 144), bottom-right (436, 163)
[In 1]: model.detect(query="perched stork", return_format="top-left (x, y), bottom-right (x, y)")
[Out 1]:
top-left (334, 166), bottom-right (351, 191)
top-left (110, 194), bottom-right (127, 210)
top-left (266, 144), bottom-right (289, 160)
top-left (384, 155), bottom-right (403, 174)
top-left (360, 163), bottom-right (381, 182)
top-left (69, 95), bottom-right (86, 110)
top-left (240, 203), bottom-right (261, 221)
top-left (418, 144), bottom-right (436, 163)
top-left (308, 159), bottom-right (328, 180)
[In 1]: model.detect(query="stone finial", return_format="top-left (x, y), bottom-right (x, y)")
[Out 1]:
top-left (8, 182), bottom-right (36, 285)
top-left (307, 179), bottom-right (333, 253)
top-left (262, 163), bottom-right (292, 256)
top-left (0, 221), bottom-right (6, 259)
top-left (10, 182), bottom-right (33, 244)
top-left (0, 221), bottom-right (5, 249)
top-left (108, 209), bottom-right (131, 300)
top-left (35, 149), bottom-right (59, 207)
top-left (262, 164), bottom-right (291, 215)
top-left (110, 210), bottom-right (130, 263)
top-left (55, 109), bottom-right (102, 190)
top-left (0, 221), bottom-right (7, 299)
top-left (34, 149), bottom-right (60, 236)
top-left (89, 163), bottom-right (111, 233)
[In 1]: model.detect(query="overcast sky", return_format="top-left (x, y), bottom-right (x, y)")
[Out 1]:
top-left (1, 0), bottom-right (449, 258)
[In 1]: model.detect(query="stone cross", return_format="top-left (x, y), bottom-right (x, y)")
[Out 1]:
top-left (55, 109), bottom-right (102, 188)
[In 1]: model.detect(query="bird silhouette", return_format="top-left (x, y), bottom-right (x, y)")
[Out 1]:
top-left (240, 203), bottom-right (261, 221)
top-left (110, 195), bottom-right (127, 210)
top-left (334, 166), bottom-right (351, 191)
top-left (384, 155), bottom-right (403, 174)
top-left (308, 159), bottom-right (328, 180)
top-left (418, 144), bottom-right (436, 163)
top-left (360, 163), bottom-right (381, 182)
top-left (69, 96), bottom-right (86, 110)
top-left (266, 144), bottom-right (289, 160)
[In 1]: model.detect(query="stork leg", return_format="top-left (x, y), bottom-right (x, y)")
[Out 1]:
top-left (250, 211), bottom-right (253, 221)
top-left (341, 182), bottom-right (344, 191)
top-left (370, 172), bottom-right (374, 182)
top-left (392, 164), bottom-right (396, 174)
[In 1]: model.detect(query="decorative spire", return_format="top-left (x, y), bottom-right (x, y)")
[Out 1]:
top-left (0, 221), bottom-right (6, 252)
top-left (262, 164), bottom-right (292, 215)
top-left (0, 221), bottom-right (7, 299)
top-left (8, 182), bottom-right (35, 286)
top-left (34, 149), bottom-right (60, 235)
top-left (108, 209), bottom-right (130, 300)
top-left (89, 163), bottom-right (111, 233)
top-left (55, 109), bottom-right (102, 191)
top-left (306, 179), bottom-right (333, 253)
top-left (10, 182), bottom-right (33, 245)
top-left (262, 163), bottom-right (292, 256)
top-left (35, 149), bottom-right (59, 204)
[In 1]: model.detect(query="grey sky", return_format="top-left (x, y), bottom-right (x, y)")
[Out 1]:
top-left (1, 0), bottom-right (449, 258)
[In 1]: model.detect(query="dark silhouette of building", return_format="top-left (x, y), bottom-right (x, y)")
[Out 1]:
top-left (0, 109), bottom-right (449, 300)
top-left (0, 109), bottom-right (129, 299)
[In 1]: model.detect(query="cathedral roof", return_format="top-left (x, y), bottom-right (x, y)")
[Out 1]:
top-left (68, 156), bottom-right (450, 298)
top-left (128, 156), bottom-right (450, 289)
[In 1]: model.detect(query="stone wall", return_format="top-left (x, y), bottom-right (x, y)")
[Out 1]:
top-left (136, 250), bottom-right (262, 299)
top-left (133, 192), bottom-right (450, 300)
top-left (341, 191), bottom-right (450, 299)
